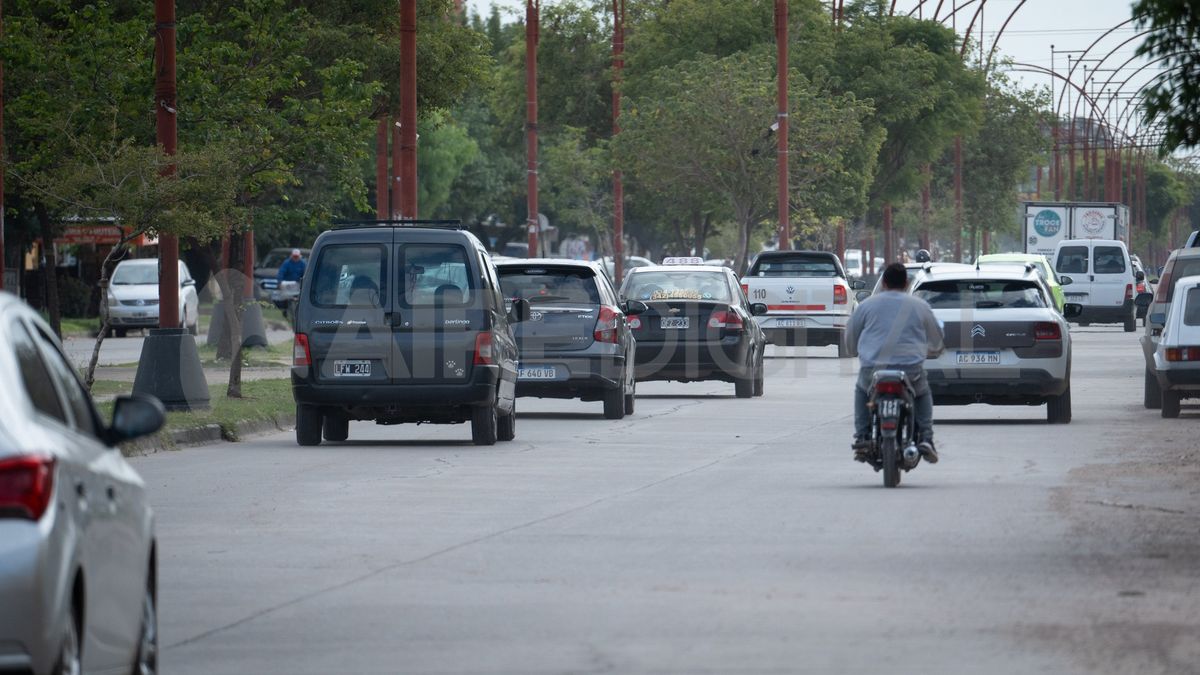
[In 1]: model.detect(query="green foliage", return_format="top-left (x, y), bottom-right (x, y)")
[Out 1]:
top-left (418, 114), bottom-right (481, 217)
top-left (1143, 160), bottom-right (1190, 234)
top-left (1133, 0), bottom-right (1200, 151)
top-left (541, 127), bottom-right (613, 247)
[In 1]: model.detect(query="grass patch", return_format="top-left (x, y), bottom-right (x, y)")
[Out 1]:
top-left (89, 379), bottom-right (133, 399)
top-left (99, 377), bottom-right (293, 442)
top-left (196, 340), bottom-right (291, 368)
top-left (45, 314), bottom-right (99, 337)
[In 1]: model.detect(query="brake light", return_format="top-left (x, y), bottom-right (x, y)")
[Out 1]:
top-left (293, 333), bottom-right (312, 366)
top-left (474, 332), bottom-right (495, 365)
top-left (834, 284), bottom-right (848, 305)
top-left (0, 456), bottom-right (55, 521)
top-left (1165, 346), bottom-right (1200, 362)
top-left (875, 380), bottom-right (904, 396)
top-left (1034, 322), bottom-right (1062, 340)
top-left (708, 310), bottom-right (744, 331)
top-left (1137, 282), bottom-right (1146, 294)
top-left (1125, 284), bottom-right (1133, 301)
top-left (741, 283), bottom-right (749, 297)
top-left (594, 306), bottom-right (621, 343)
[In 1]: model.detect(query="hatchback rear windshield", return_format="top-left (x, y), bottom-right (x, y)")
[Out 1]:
top-left (1165, 258), bottom-right (1200, 302)
top-left (498, 268), bottom-right (599, 305)
top-left (749, 255), bottom-right (838, 278)
top-left (914, 279), bottom-right (1047, 309)
top-left (1185, 287), bottom-right (1200, 326)
top-left (311, 245), bottom-right (387, 308)
top-left (1093, 246), bottom-right (1126, 274)
top-left (399, 244), bottom-right (474, 307)
top-left (623, 270), bottom-right (732, 302)
top-left (1056, 246), bottom-right (1088, 274)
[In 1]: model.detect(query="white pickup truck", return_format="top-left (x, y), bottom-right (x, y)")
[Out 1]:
top-left (740, 250), bottom-right (859, 356)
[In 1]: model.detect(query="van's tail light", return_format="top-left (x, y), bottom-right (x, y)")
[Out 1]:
top-left (1165, 346), bottom-right (1200, 362)
top-left (594, 306), bottom-right (621, 343)
top-left (834, 284), bottom-right (848, 305)
top-left (293, 333), bottom-right (312, 366)
top-left (708, 310), bottom-right (744, 332)
top-left (875, 380), bottom-right (904, 396)
top-left (1125, 284), bottom-right (1133, 301)
top-left (1034, 322), bottom-right (1062, 340)
top-left (474, 332), bottom-right (495, 365)
top-left (0, 456), bottom-right (55, 521)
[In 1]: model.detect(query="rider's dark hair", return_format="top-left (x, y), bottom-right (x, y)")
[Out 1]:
top-left (882, 262), bottom-right (907, 290)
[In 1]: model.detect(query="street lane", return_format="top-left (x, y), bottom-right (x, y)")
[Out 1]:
top-left (132, 326), bottom-right (1200, 674)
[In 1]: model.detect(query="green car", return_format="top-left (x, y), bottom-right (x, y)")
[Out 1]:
top-left (976, 253), bottom-right (1067, 313)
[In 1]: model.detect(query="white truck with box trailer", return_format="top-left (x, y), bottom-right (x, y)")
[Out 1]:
top-left (1022, 201), bottom-right (1130, 258)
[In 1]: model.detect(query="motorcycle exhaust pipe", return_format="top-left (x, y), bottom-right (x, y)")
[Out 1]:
top-left (903, 443), bottom-right (921, 468)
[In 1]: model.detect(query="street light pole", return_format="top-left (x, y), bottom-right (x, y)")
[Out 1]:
top-left (776, 0), bottom-right (790, 251)
top-left (612, 0), bottom-right (625, 280)
top-left (399, 0), bottom-right (418, 218)
top-left (155, 0), bottom-right (179, 329)
top-left (525, 0), bottom-right (539, 257)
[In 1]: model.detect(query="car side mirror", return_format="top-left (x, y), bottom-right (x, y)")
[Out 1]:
top-left (1058, 276), bottom-right (1073, 286)
top-left (1150, 312), bottom-right (1167, 326)
top-left (622, 300), bottom-right (648, 315)
top-left (850, 279), bottom-right (867, 290)
top-left (106, 394), bottom-right (165, 446)
top-left (1062, 303), bottom-right (1083, 319)
top-left (1135, 270), bottom-right (1145, 282)
top-left (1134, 292), bottom-right (1154, 308)
top-left (508, 297), bottom-right (531, 323)
top-left (855, 290), bottom-right (871, 303)
top-left (750, 303), bottom-right (769, 316)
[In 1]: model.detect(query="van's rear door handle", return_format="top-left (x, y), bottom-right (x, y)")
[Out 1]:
top-left (385, 312), bottom-right (402, 327)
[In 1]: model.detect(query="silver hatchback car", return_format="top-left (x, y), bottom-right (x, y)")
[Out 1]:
top-left (0, 293), bottom-right (164, 675)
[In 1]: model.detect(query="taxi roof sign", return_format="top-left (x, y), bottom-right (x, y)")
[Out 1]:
top-left (662, 256), bottom-right (704, 265)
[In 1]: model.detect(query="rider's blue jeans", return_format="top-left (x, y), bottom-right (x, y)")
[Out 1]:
top-left (854, 367), bottom-right (934, 443)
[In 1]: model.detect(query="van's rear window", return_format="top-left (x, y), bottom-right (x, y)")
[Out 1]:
top-left (1056, 246), bottom-right (1088, 274)
top-left (750, 255), bottom-right (838, 278)
top-left (1093, 246), bottom-right (1126, 274)
top-left (310, 245), bottom-right (387, 308)
top-left (399, 244), bottom-right (474, 307)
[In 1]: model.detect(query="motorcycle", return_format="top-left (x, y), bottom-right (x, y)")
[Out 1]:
top-left (865, 370), bottom-right (923, 488)
top-left (271, 280), bottom-right (301, 326)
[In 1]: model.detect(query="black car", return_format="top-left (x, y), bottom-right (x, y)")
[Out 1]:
top-left (291, 221), bottom-right (530, 446)
top-left (619, 264), bottom-right (768, 398)
top-left (496, 259), bottom-right (644, 419)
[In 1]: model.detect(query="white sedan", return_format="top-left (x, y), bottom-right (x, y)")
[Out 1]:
top-left (101, 259), bottom-right (201, 337)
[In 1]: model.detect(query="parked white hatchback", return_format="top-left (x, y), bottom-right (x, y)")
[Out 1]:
top-left (911, 266), bottom-right (1081, 423)
top-left (101, 259), bottom-right (201, 337)
top-left (1148, 274), bottom-right (1200, 418)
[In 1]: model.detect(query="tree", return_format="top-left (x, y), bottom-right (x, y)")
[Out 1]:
top-left (1133, 0), bottom-right (1200, 151)
top-left (540, 126), bottom-right (613, 254)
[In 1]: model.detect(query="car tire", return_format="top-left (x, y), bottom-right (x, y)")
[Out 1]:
top-left (1144, 368), bottom-right (1162, 409)
top-left (54, 602), bottom-right (81, 675)
top-left (1124, 312), bottom-right (1136, 332)
top-left (296, 404), bottom-right (323, 446)
top-left (624, 379), bottom-right (636, 415)
top-left (132, 567), bottom-right (158, 675)
top-left (116, 327), bottom-right (128, 338)
top-left (753, 361), bottom-right (765, 397)
top-left (1161, 390), bottom-right (1181, 419)
top-left (498, 403), bottom-right (516, 441)
top-left (603, 387), bottom-right (625, 420)
top-left (734, 374), bottom-right (754, 398)
top-left (1046, 385), bottom-right (1072, 424)
top-left (472, 405), bottom-right (498, 445)
top-left (322, 414), bottom-right (349, 442)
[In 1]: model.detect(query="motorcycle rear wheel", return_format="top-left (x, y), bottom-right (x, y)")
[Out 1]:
top-left (881, 436), bottom-right (901, 488)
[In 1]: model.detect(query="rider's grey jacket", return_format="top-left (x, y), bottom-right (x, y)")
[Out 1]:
top-left (846, 290), bottom-right (945, 392)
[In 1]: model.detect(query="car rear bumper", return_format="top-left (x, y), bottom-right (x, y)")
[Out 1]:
top-left (0, 521), bottom-right (62, 675)
top-left (632, 336), bottom-right (755, 382)
top-left (756, 313), bottom-right (848, 346)
top-left (292, 364), bottom-right (500, 421)
top-left (1154, 367), bottom-right (1200, 390)
top-left (515, 354), bottom-right (626, 399)
top-left (926, 368), bottom-right (1068, 404)
top-left (1073, 300), bottom-right (1133, 323)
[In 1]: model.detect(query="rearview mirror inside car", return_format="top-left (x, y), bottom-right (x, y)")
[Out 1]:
top-left (1058, 275), bottom-right (1073, 286)
top-left (1134, 292), bottom-right (1154, 308)
top-left (106, 394), bottom-right (166, 446)
top-left (622, 300), bottom-right (648, 315)
top-left (750, 303), bottom-right (769, 316)
top-left (850, 279), bottom-right (867, 290)
top-left (1062, 303), bottom-right (1083, 319)
top-left (509, 297), bottom-right (531, 323)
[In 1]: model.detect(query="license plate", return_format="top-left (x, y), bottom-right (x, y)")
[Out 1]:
top-left (519, 366), bottom-right (558, 380)
top-left (776, 319), bottom-right (805, 328)
top-left (660, 317), bottom-right (690, 329)
top-left (1065, 293), bottom-right (1087, 300)
top-left (957, 351), bottom-right (1001, 365)
top-left (133, 312), bottom-right (147, 318)
top-left (334, 360), bottom-right (372, 376)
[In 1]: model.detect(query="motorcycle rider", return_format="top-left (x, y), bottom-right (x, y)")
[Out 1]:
top-left (845, 262), bottom-right (944, 463)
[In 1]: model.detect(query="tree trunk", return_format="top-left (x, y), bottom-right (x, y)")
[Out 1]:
top-left (84, 242), bottom-right (132, 391)
top-left (213, 267), bottom-right (245, 398)
top-left (734, 216), bottom-right (752, 276)
top-left (35, 204), bottom-right (62, 338)
top-left (694, 212), bottom-right (711, 262)
top-left (216, 229), bottom-right (239, 360)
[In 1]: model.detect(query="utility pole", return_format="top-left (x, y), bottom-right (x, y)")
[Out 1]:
top-left (526, 0), bottom-right (539, 257)
top-left (612, 0), bottom-right (625, 280)
top-left (0, 0), bottom-right (5, 291)
top-left (155, 0), bottom-right (179, 329)
top-left (399, 0), bottom-right (418, 218)
top-left (955, 136), bottom-right (963, 262)
top-left (376, 119), bottom-right (389, 219)
top-left (776, 0), bottom-right (790, 251)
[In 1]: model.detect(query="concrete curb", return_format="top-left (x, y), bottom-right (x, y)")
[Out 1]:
top-left (121, 413), bottom-right (296, 457)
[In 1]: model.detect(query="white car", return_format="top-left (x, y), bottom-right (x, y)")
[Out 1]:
top-left (1147, 274), bottom-right (1200, 418)
top-left (101, 259), bottom-right (200, 337)
top-left (1052, 238), bottom-right (1138, 331)
top-left (910, 267), bottom-right (1081, 423)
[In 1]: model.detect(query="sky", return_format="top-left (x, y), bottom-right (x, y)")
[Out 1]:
top-left (462, 0), bottom-right (1155, 133)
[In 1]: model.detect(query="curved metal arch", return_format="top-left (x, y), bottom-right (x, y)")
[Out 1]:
top-left (960, 0), bottom-right (987, 59)
top-left (1053, 17), bottom-right (1137, 116)
top-left (983, 0), bottom-right (1027, 72)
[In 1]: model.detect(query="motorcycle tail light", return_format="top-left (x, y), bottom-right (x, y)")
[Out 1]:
top-left (875, 380), bottom-right (904, 396)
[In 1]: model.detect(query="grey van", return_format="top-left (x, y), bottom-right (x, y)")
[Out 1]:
top-left (291, 222), bottom-right (530, 446)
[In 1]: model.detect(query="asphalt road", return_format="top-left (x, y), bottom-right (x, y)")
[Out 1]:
top-left (132, 327), bottom-right (1200, 674)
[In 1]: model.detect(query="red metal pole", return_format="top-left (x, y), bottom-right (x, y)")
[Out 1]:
top-left (1081, 118), bottom-right (1090, 200)
top-left (776, 0), bottom-right (790, 251)
top-left (155, 0), bottom-right (179, 328)
top-left (612, 0), bottom-right (625, 281)
top-left (1035, 164), bottom-right (1042, 200)
top-left (391, 124), bottom-right (401, 219)
top-left (0, 0), bottom-right (5, 291)
top-left (376, 118), bottom-right (389, 219)
top-left (883, 203), bottom-right (893, 263)
top-left (526, 0), bottom-right (539, 257)
top-left (955, 136), bottom-right (963, 262)
top-left (837, 223), bottom-right (846, 263)
top-left (242, 230), bottom-right (255, 300)
top-left (399, 0), bottom-right (418, 218)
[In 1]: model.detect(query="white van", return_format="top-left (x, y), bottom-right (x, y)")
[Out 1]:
top-left (843, 248), bottom-right (863, 279)
top-left (1053, 239), bottom-right (1138, 331)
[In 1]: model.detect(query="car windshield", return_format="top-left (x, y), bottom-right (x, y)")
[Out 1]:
top-left (111, 263), bottom-right (157, 285)
top-left (624, 270), bottom-right (732, 302)
top-left (914, 279), bottom-right (1047, 309)
top-left (749, 255), bottom-right (838, 278)
top-left (499, 268), bottom-right (600, 305)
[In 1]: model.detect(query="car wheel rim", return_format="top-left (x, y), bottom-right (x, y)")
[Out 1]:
top-left (137, 590), bottom-right (158, 675)
top-left (61, 613), bottom-right (81, 675)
